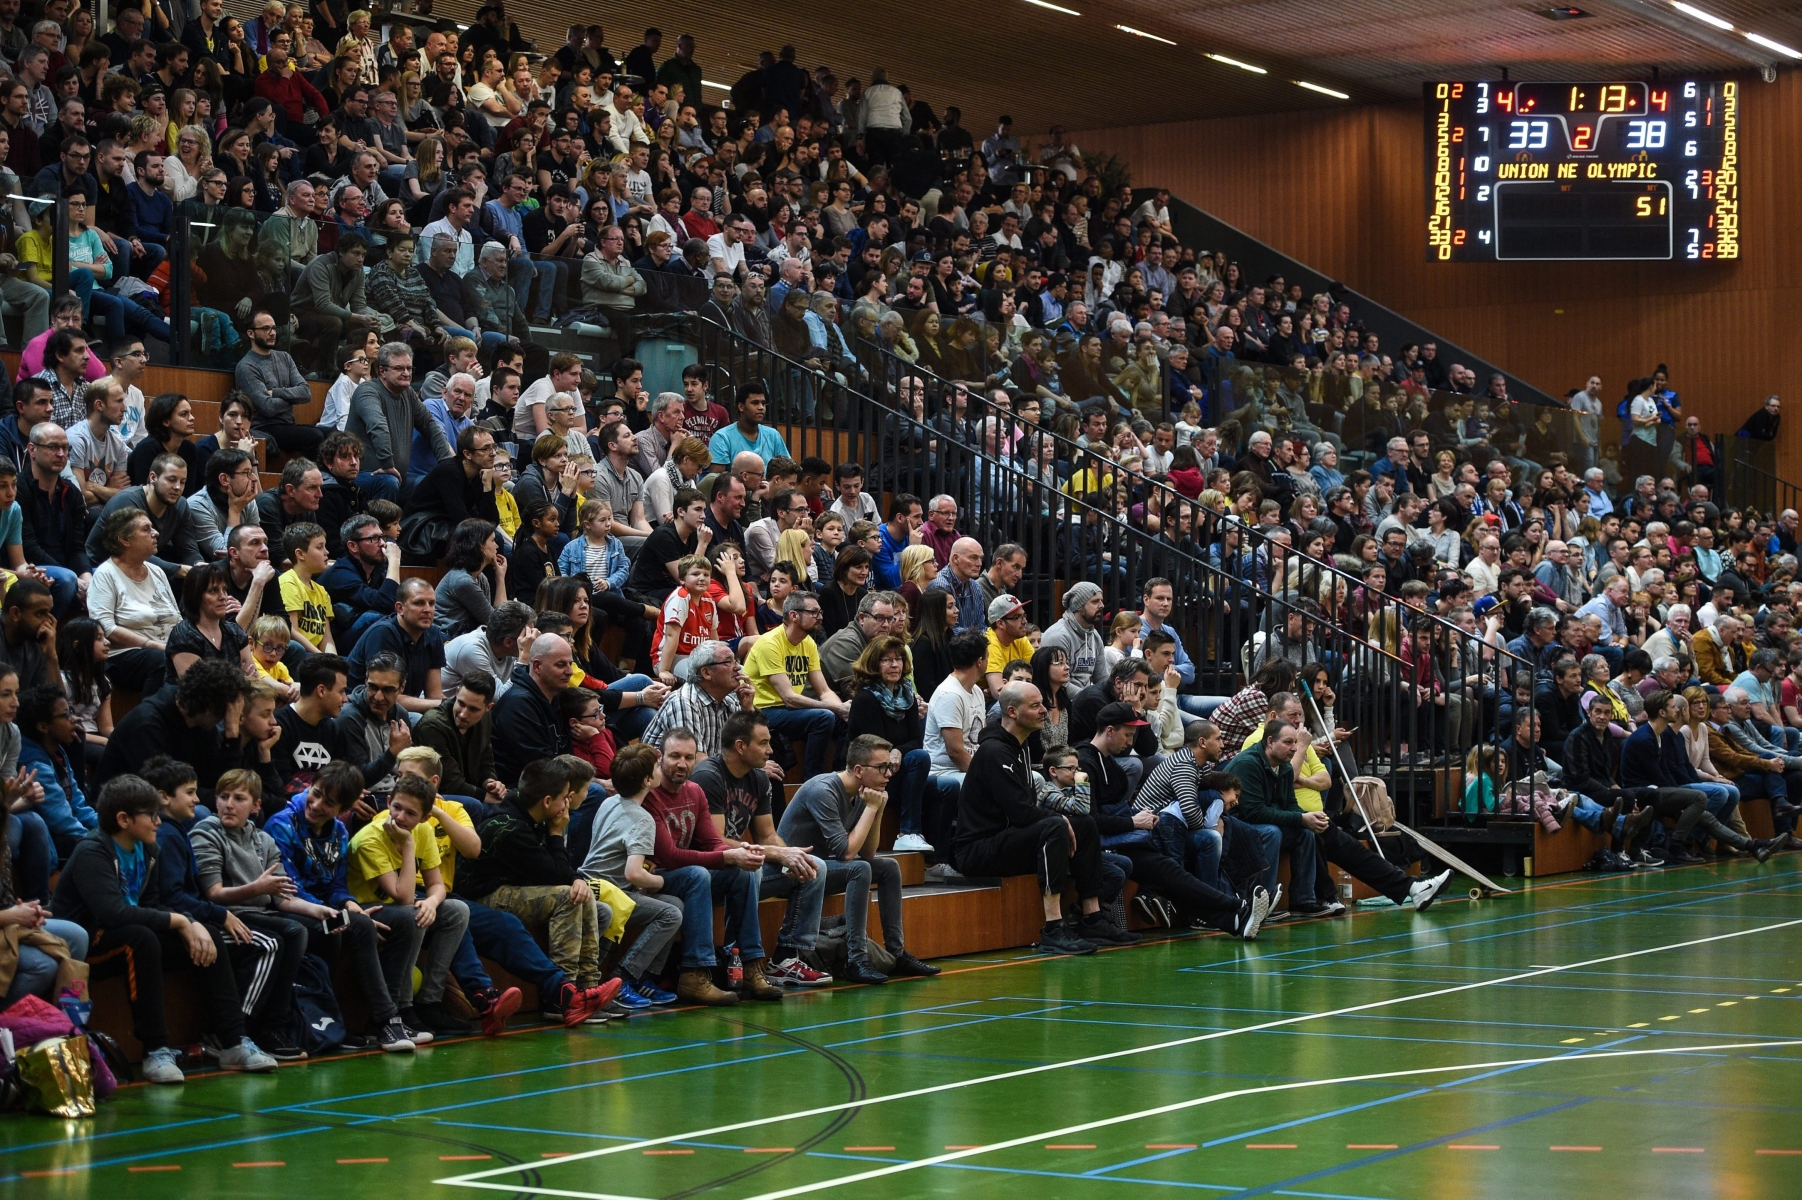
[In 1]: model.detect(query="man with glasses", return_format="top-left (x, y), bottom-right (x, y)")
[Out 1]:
top-left (742, 592), bottom-right (848, 781)
top-left (364, 85), bottom-right (410, 190)
top-left (320, 512), bottom-right (402, 648)
top-left (819, 591), bottom-right (901, 701)
top-left (743, 485), bottom-right (811, 585)
top-left (412, 425), bottom-right (503, 531)
top-left (236, 308), bottom-right (328, 459)
top-left (19, 413), bottom-right (90, 613)
top-left (643, 639), bottom-right (765, 762)
top-left (348, 342), bottom-right (450, 501)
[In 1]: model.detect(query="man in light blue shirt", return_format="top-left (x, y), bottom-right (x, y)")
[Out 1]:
top-left (1141, 576), bottom-right (1209, 714)
top-left (411, 373), bottom-right (476, 481)
top-left (706, 383), bottom-right (789, 472)
top-left (1581, 467), bottom-right (1613, 518)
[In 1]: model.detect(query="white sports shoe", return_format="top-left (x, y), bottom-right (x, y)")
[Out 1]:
top-left (1409, 870), bottom-right (1454, 912)
top-left (891, 833), bottom-right (935, 853)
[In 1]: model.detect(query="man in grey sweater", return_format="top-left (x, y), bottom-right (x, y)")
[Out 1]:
top-left (84, 453), bottom-right (208, 584)
top-left (347, 342), bottom-right (453, 501)
top-left (235, 308), bottom-right (328, 460)
top-left (1041, 581), bottom-right (1106, 692)
top-left (288, 233), bottom-right (384, 381)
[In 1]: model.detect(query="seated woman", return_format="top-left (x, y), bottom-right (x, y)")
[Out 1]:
top-left (434, 519), bottom-right (510, 642)
top-left (125, 392), bottom-right (201, 486)
top-left (197, 207), bottom-right (279, 332)
top-left (59, 191), bottom-right (173, 343)
top-left (88, 507), bottom-right (182, 695)
top-left (165, 561), bottom-right (258, 677)
top-left (534, 576), bottom-right (665, 743)
top-left (847, 634), bottom-right (933, 854)
top-left (364, 233), bottom-right (445, 359)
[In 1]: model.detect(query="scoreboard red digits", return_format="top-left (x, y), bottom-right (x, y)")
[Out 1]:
top-left (1425, 79), bottom-right (1737, 262)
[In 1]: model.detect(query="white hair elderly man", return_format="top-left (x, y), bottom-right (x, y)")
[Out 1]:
top-left (472, 241), bottom-right (531, 342)
top-left (413, 371), bottom-right (478, 481)
top-left (1581, 467), bottom-right (1614, 517)
top-left (633, 391), bottom-right (686, 479)
top-left (1643, 607), bottom-right (1693, 663)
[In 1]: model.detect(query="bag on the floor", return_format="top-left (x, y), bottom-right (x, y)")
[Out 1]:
top-left (1350, 777), bottom-right (1396, 832)
top-left (11, 1034), bottom-right (97, 1117)
top-left (287, 955), bottom-right (348, 1054)
top-left (797, 917), bottom-right (895, 978)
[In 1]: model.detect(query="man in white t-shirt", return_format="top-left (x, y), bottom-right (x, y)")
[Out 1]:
top-left (705, 215), bottom-right (752, 283)
top-left (923, 632), bottom-right (989, 782)
top-left (106, 338), bottom-right (150, 447)
top-left (624, 144), bottom-right (653, 208)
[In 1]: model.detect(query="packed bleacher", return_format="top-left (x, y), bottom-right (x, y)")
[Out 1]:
top-left (0, 0), bottom-right (1798, 1094)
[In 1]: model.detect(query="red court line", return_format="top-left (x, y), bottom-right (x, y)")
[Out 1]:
top-left (128, 1165), bottom-right (182, 1172)
top-left (1757, 1149), bottom-right (1802, 1155)
top-left (1347, 1144), bottom-right (1398, 1150)
top-left (1447, 1145), bottom-right (1499, 1151)
top-left (21, 1170), bottom-right (78, 1178)
top-left (439, 1155), bottom-right (492, 1161)
top-left (541, 1152), bottom-right (574, 1158)
top-left (843, 1146), bottom-right (896, 1152)
top-left (644, 1149), bottom-right (694, 1156)
top-left (1147, 1144), bottom-right (1197, 1150)
top-left (233, 1161), bottom-right (287, 1168)
top-left (337, 1158), bottom-right (389, 1164)
top-left (1550, 1146), bottom-right (1603, 1152)
top-left (1046, 1144), bottom-right (1097, 1150)
top-left (1246, 1144), bottom-right (1298, 1149)
top-left (1652, 1147), bottom-right (1705, 1153)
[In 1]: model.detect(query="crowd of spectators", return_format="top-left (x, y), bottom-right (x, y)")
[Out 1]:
top-left (0, 1), bottom-right (1796, 1094)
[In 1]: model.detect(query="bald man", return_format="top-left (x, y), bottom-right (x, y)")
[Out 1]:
top-left (493, 633), bottom-right (577, 784)
top-left (927, 535), bottom-right (987, 635)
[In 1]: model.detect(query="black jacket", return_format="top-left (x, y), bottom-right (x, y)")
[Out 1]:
top-left (1074, 742), bottom-right (1137, 838)
top-left (254, 488), bottom-right (317, 566)
top-left (455, 794), bottom-right (575, 900)
top-left (51, 828), bottom-right (174, 934)
top-left (414, 696), bottom-right (496, 800)
top-left (316, 473), bottom-right (367, 557)
top-left (1562, 723), bottom-right (1635, 799)
top-left (411, 457), bottom-right (501, 526)
top-left (490, 664), bottom-right (570, 786)
top-left (1070, 681), bottom-right (1158, 756)
top-left (19, 472), bottom-right (92, 573)
top-left (956, 722), bottom-right (1046, 851)
top-left (94, 685), bottom-right (232, 800)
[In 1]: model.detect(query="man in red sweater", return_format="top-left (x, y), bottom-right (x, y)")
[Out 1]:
top-left (254, 30), bottom-right (329, 129)
top-left (641, 729), bottom-right (785, 1005)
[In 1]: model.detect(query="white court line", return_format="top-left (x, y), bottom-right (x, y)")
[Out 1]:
top-left (435, 917), bottom-right (1802, 1196)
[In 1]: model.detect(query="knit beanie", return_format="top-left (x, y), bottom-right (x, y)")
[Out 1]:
top-left (1063, 581), bottom-right (1103, 615)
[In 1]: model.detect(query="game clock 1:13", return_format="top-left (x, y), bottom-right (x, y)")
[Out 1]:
top-left (1425, 79), bottom-right (1738, 262)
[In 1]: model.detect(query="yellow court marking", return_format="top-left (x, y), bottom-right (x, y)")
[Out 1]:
top-left (1628, 1022), bottom-right (1650, 1028)
top-left (1560, 1037), bottom-right (1586, 1044)
top-left (1688, 1008), bottom-right (1711, 1013)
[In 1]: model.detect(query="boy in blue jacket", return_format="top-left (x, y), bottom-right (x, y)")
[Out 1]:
top-left (263, 759), bottom-right (423, 1052)
top-left (18, 683), bottom-right (96, 857)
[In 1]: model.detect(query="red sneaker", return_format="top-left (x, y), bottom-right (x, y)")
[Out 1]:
top-left (475, 986), bottom-right (523, 1037)
top-left (566, 979), bottom-right (623, 1027)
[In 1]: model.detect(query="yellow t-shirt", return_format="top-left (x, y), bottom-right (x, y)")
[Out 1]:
top-left (254, 658), bottom-right (294, 685)
top-left (744, 630), bottom-right (820, 710)
top-left (279, 570), bottom-right (333, 646)
top-left (15, 229), bottom-right (51, 280)
top-left (1243, 721), bottom-right (1329, 812)
top-left (347, 817), bottom-right (443, 905)
top-left (986, 632), bottom-right (1035, 677)
top-left (496, 487), bottom-right (521, 539)
top-left (372, 797), bottom-right (471, 891)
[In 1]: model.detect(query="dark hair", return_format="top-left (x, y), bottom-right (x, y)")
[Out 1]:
top-left (178, 658), bottom-right (249, 719)
top-left (535, 576), bottom-right (594, 658)
top-left (18, 683), bottom-right (68, 742)
top-left (295, 653), bottom-right (350, 698)
top-left (143, 392), bottom-right (187, 447)
top-left (179, 560), bottom-right (233, 622)
top-left (204, 447), bottom-right (254, 508)
top-left (1030, 645), bottom-right (1070, 712)
top-left (831, 545), bottom-right (872, 585)
top-left (519, 758), bottom-right (572, 807)
top-left (445, 519), bottom-right (499, 573)
top-left (3, 577), bottom-right (52, 615)
top-left (456, 671), bottom-right (497, 702)
top-left (611, 742), bottom-right (660, 797)
top-left (141, 754), bottom-right (199, 795)
top-left (57, 617), bottom-right (109, 709)
top-left (282, 520), bottom-right (326, 565)
top-left (948, 629), bottom-right (988, 670)
top-left (312, 760), bottom-right (366, 809)
top-left (553, 686), bottom-right (599, 721)
top-left (720, 709), bottom-right (768, 753)
top-left (96, 773), bottom-right (161, 834)
top-left (912, 588), bottom-right (957, 650)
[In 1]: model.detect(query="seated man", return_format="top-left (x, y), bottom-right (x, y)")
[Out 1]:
top-left (640, 730), bottom-right (785, 1005)
top-left (185, 766), bottom-right (312, 1060)
top-left (451, 757), bottom-right (621, 1022)
top-left (956, 681), bottom-right (1119, 956)
top-left (263, 760), bottom-right (427, 1052)
top-left (318, 512), bottom-right (400, 648)
top-left (346, 773), bottom-right (473, 1038)
top-left (743, 592), bottom-right (848, 780)
top-left (346, 577), bottom-right (446, 717)
top-left (51, 774), bottom-right (279, 1083)
top-left (776, 732), bottom-right (942, 983)
top-left (1228, 717), bottom-right (1454, 915)
top-left (414, 674), bottom-right (509, 808)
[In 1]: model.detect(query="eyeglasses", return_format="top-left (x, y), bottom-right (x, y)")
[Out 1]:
top-left (862, 761), bottom-right (897, 775)
top-left (255, 641), bottom-right (289, 655)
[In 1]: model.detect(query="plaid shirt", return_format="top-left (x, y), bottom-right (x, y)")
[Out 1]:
top-left (35, 368), bottom-right (87, 430)
top-left (1211, 685), bottom-right (1271, 756)
top-left (642, 683), bottom-right (743, 759)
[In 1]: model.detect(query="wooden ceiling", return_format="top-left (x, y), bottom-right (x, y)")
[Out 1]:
top-left (423, 0), bottom-right (1801, 132)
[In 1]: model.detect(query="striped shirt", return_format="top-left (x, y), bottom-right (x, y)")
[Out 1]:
top-left (1133, 749), bottom-right (1218, 831)
top-left (642, 683), bottom-right (743, 758)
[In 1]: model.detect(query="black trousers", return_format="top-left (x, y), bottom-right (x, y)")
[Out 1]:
top-left (1116, 841), bottom-right (1241, 927)
top-left (232, 909), bottom-right (309, 1036)
top-left (1317, 823), bottom-right (1416, 904)
top-left (1648, 786), bottom-right (1746, 848)
top-left (86, 922), bottom-right (246, 1053)
top-left (260, 422), bottom-right (328, 460)
top-left (958, 813), bottom-right (1104, 901)
top-left (592, 587), bottom-right (653, 664)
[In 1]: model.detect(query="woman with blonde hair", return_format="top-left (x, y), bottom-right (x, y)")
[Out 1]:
top-left (897, 544), bottom-right (937, 625)
top-left (775, 527), bottom-right (815, 586)
top-left (403, 134), bottom-right (446, 208)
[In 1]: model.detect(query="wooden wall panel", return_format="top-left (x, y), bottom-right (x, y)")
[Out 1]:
top-left (1071, 69), bottom-right (1802, 475)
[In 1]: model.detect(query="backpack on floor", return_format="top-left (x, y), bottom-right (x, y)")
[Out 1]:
top-left (287, 955), bottom-right (348, 1054)
top-left (796, 916), bottom-right (896, 978)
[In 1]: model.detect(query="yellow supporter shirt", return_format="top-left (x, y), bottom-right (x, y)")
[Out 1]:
top-left (985, 631), bottom-right (1035, 677)
top-left (371, 797), bottom-right (472, 891)
top-left (347, 817), bottom-right (442, 905)
top-left (278, 569), bottom-right (333, 646)
top-left (744, 629), bottom-right (820, 710)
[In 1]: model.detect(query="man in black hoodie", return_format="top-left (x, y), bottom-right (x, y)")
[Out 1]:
top-left (52, 774), bottom-right (277, 1084)
top-left (956, 681), bottom-right (1107, 956)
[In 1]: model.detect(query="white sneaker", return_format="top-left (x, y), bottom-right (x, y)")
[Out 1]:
top-left (1237, 886), bottom-right (1274, 941)
top-left (891, 833), bottom-right (934, 853)
top-left (218, 1037), bottom-right (280, 1073)
top-left (141, 1045), bottom-right (186, 1085)
top-left (1408, 869), bottom-right (1454, 912)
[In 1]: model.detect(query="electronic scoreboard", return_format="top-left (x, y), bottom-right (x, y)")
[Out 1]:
top-left (1425, 79), bottom-right (1738, 261)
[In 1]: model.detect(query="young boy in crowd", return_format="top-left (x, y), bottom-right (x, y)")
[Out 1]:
top-left (580, 743), bottom-right (681, 1009)
top-left (654, 554), bottom-right (717, 687)
top-left (387, 746), bottom-right (523, 1035)
top-left (185, 766), bottom-right (313, 1061)
top-left (53, 775), bottom-right (279, 1083)
top-left (347, 774), bottom-right (474, 1038)
top-left (251, 613), bottom-right (299, 697)
top-left (452, 758), bottom-right (623, 1023)
top-left (263, 761), bottom-right (424, 1052)
top-left (279, 522), bottom-right (337, 654)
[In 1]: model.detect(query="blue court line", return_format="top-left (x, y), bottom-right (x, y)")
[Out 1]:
top-left (0, 1113), bottom-right (236, 1155)
top-left (1208, 1097), bottom-right (1593, 1200)
top-left (0, 1124), bottom-right (331, 1185)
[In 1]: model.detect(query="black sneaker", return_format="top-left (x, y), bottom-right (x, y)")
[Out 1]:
top-left (378, 1018), bottom-right (416, 1053)
top-left (255, 1037), bottom-right (308, 1062)
top-left (1665, 848), bottom-right (1705, 864)
top-left (888, 951), bottom-right (941, 977)
top-left (1079, 914), bottom-right (1141, 945)
top-left (397, 1010), bottom-right (435, 1045)
top-left (411, 1001), bottom-right (475, 1037)
top-left (842, 960), bottom-right (889, 984)
top-left (1132, 893), bottom-right (1171, 929)
top-left (1633, 849), bottom-right (1666, 867)
top-left (1035, 923), bottom-right (1097, 956)
top-left (1292, 901), bottom-right (1334, 917)
top-left (1752, 838), bottom-right (1776, 864)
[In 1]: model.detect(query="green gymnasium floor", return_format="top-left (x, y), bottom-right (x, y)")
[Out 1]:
top-left (9, 857), bottom-right (1802, 1199)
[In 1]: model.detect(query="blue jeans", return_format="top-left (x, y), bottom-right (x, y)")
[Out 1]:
top-left (354, 471), bottom-right (403, 502)
top-left (442, 324), bottom-right (509, 352)
top-left (40, 565), bottom-right (78, 616)
top-left (607, 673), bottom-right (656, 743)
top-left (1734, 772), bottom-right (1785, 804)
top-left (460, 899), bottom-right (566, 995)
top-left (70, 267), bottom-right (172, 341)
top-left (1240, 820), bottom-right (1293, 902)
top-left (658, 863), bottom-right (762, 967)
top-left (758, 855), bottom-right (831, 955)
top-left (6, 811), bottom-right (56, 902)
top-left (762, 706), bottom-right (838, 779)
top-left (518, 256), bottom-right (563, 320)
top-left (1691, 780), bottom-right (1740, 824)
top-left (6, 919), bottom-right (88, 1004)
top-left (1568, 794), bottom-right (1610, 833)
top-left (111, 238), bottom-right (166, 281)
top-left (891, 748), bottom-right (931, 834)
